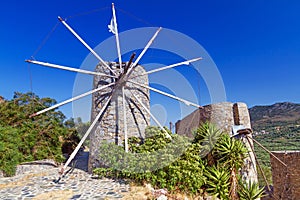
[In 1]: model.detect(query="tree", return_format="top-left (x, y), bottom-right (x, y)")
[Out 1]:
top-left (74, 117), bottom-right (91, 146)
top-left (0, 92), bottom-right (80, 176)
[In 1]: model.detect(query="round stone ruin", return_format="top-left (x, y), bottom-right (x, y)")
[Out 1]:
top-left (88, 62), bottom-right (150, 172)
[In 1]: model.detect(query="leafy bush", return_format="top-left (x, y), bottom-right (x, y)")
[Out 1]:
top-left (93, 122), bottom-right (265, 199)
top-left (0, 92), bottom-right (80, 176)
top-left (0, 126), bottom-right (22, 176)
top-left (94, 127), bottom-right (202, 192)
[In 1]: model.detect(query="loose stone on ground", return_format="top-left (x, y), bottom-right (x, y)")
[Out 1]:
top-left (0, 151), bottom-right (129, 200)
top-left (0, 167), bottom-right (129, 200)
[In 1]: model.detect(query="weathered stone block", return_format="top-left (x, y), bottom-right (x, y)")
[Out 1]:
top-left (271, 151), bottom-right (300, 200)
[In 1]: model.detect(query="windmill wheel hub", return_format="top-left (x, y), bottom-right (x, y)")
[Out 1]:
top-left (114, 70), bottom-right (130, 88)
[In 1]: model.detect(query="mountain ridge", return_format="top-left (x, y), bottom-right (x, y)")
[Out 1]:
top-left (249, 102), bottom-right (300, 130)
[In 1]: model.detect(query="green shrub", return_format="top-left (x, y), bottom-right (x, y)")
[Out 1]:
top-left (0, 126), bottom-right (22, 176)
top-left (94, 126), bottom-right (206, 194)
top-left (94, 122), bottom-right (265, 199)
top-left (93, 123), bottom-right (207, 194)
top-left (0, 92), bottom-right (80, 176)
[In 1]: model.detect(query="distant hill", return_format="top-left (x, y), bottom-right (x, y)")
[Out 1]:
top-left (249, 102), bottom-right (300, 131)
top-left (249, 102), bottom-right (300, 186)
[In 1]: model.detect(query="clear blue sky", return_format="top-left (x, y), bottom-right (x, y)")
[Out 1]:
top-left (1, 0), bottom-right (300, 123)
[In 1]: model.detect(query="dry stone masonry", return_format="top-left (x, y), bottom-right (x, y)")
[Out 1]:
top-left (175, 102), bottom-right (258, 183)
top-left (270, 151), bottom-right (300, 200)
top-left (88, 62), bottom-right (150, 172)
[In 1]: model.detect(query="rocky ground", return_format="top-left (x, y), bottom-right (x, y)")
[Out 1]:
top-left (0, 150), bottom-right (215, 200)
top-left (0, 151), bottom-right (130, 200)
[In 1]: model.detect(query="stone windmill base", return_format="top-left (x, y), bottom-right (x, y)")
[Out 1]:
top-left (88, 62), bottom-right (150, 172)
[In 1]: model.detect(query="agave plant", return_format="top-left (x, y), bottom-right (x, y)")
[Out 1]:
top-left (204, 165), bottom-right (230, 200)
top-left (212, 133), bottom-right (248, 199)
top-left (213, 134), bottom-right (248, 169)
top-left (193, 122), bottom-right (222, 160)
top-left (238, 180), bottom-right (265, 200)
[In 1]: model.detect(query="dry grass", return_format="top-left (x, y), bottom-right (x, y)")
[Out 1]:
top-left (121, 183), bottom-right (154, 200)
top-left (0, 172), bottom-right (47, 189)
top-left (32, 190), bottom-right (74, 200)
top-left (121, 183), bottom-right (206, 200)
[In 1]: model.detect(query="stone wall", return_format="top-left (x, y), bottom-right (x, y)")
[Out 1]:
top-left (175, 102), bottom-right (234, 136)
top-left (270, 151), bottom-right (300, 199)
top-left (0, 160), bottom-right (57, 178)
top-left (232, 103), bottom-right (257, 184)
top-left (88, 62), bottom-right (150, 172)
top-left (175, 102), bottom-right (258, 183)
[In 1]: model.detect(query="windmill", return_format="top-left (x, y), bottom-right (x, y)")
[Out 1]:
top-left (26, 3), bottom-right (202, 177)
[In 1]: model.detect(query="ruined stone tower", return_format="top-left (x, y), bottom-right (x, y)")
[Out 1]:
top-left (175, 102), bottom-right (258, 183)
top-left (88, 62), bottom-right (150, 172)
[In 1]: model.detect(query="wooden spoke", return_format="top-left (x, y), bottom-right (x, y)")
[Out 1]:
top-left (26, 60), bottom-right (116, 78)
top-left (129, 90), bottom-right (171, 139)
top-left (111, 3), bottom-right (123, 71)
top-left (60, 95), bottom-right (113, 175)
top-left (30, 83), bottom-right (114, 117)
top-left (122, 87), bottom-right (128, 152)
top-left (58, 16), bottom-right (117, 76)
top-left (143, 57), bottom-right (202, 76)
top-left (129, 80), bottom-right (202, 108)
top-left (125, 27), bottom-right (162, 77)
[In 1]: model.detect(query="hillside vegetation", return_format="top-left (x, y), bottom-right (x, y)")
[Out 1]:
top-left (250, 102), bottom-right (300, 131)
top-left (0, 92), bottom-right (80, 176)
top-left (249, 102), bottom-right (300, 185)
